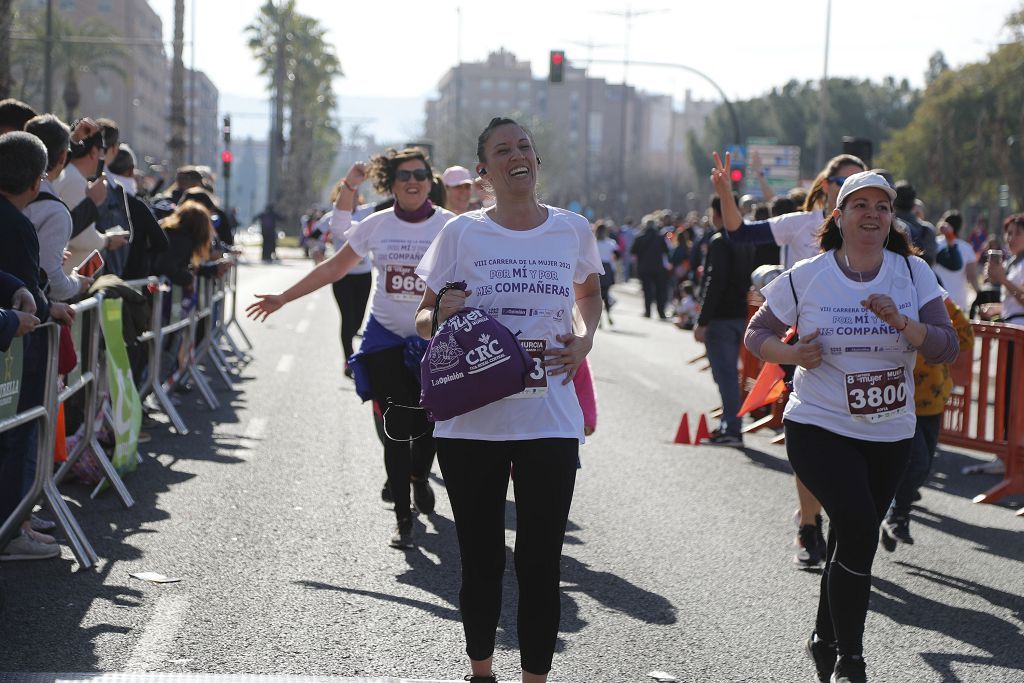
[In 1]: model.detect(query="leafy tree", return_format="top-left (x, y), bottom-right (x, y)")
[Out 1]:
top-left (690, 77), bottom-right (920, 190)
top-left (9, 8), bottom-right (127, 119)
top-left (925, 51), bottom-right (949, 86)
top-left (878, 24), bottom-right (1024, 214)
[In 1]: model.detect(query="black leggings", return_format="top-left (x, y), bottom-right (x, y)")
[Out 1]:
top-left (785, 420), bottom-right (911, 657)
top-left (360, 346), bottom-right (434, 520)
top-left (331, 272), bottom-right (372, 361)
top-left (437, 437), bottom-right (578, 675)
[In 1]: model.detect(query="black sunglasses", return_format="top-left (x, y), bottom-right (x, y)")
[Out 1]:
top-left (395, 168), bottom-right (430, 182)
top-left (828, 175), bottom-right (852, 187)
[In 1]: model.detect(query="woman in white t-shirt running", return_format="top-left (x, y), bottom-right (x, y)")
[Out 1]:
top-left (594, 220), bottom-right (619, 325)
top-left (744, 171), bottom-right (957, 683)
top-left (246, 149), bottom-right (454, 549)
top-left (415, 117), bottom-right (603, 683)
top-left (713, 151), bottom-right (867, 570)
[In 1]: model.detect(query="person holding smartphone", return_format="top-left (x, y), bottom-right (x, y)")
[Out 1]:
top-left (246, 148), bottom-right (453, 549)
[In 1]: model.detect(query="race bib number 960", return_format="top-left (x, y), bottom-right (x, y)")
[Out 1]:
top-left (845, 368), bottom-right (908, 423)
top-left (385, 264), bottom-right (425, 301)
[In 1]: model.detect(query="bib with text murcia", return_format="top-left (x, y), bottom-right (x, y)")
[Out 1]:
top-left (845, 367), bottom-right (908, 423)
top-left (509, 339), bottom-right (547, 398)
top-left (385, 264), bottom-right (426, 301)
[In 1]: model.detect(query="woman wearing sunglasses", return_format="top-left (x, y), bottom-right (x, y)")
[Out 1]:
top-left (246, 147), bottom-right (453, 549)
top-left (711, 151), bottom-right (867, 571)
top-left (414, 117), bottom-right (603, 683)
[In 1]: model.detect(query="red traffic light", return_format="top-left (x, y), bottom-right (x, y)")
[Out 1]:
top-left (551, 53), bottom-right (564, 65)
top-left (730, 168), bottom-right (744, 183)
top-left (221, 150), bottom-right (234, 163)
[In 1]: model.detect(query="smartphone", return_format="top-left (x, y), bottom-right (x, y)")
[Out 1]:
top-left (77, 249), bottom-right (104, 277)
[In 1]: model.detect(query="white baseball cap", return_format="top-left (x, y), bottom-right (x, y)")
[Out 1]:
top-left (442, 166), bottom-right (473, 187)
top-left (836, 170), bottom-right (897, 207)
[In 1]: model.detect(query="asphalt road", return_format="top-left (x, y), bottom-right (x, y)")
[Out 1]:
top-left (1, 253), bottom-right (1021, 683)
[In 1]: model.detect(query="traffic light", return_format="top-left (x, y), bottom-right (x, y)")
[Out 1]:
top-left (222, 114), bottom-right (231, 145)
top-left (548, 50), bottom-right (565, 84)
top-left (221, 149), bottom-right (233, 178)
top-left (730, 164), bottom-right (745, 187)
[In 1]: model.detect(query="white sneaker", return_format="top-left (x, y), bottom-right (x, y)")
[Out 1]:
top-left (24, 528), bottom-right (57, 545)
top-left (31, 513), bottom-right (56, 532)
top-left (1, 531), bottom-right (60, 561)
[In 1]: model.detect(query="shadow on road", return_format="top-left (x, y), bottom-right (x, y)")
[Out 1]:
top-left (905, 507), bottom-right (1024, 564)
top-left (871, 567), bottom-right (1024, 681)
top-left (0, 365), bottom-right (245, 672)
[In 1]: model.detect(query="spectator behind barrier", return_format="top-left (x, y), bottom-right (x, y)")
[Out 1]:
top-left (22, 114), bottom-right (93, 302)
top-left (0, 99), bottom-right (37, 134)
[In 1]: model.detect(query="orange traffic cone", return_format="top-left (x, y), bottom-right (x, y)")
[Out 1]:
top-left (694, 414), bottom-right (712, 444)
top-left (673, 413), bottom-right (691, 444)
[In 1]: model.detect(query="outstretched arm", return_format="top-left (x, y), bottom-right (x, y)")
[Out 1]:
top-left (246, 243), bottom-right (363, 321)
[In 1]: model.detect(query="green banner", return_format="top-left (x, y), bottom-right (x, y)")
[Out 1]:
top-left (0, 337), bottom-right (24, 420)
top-left (67, 312), bottom-right (84, 387)
top-left (101, 299), bottom-right (142, 476)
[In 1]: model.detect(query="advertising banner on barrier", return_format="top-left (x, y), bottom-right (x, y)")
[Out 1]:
top-left (0, 337), bottom-right (23, 420)
top-left (101, 299), bottom-right (142, 476)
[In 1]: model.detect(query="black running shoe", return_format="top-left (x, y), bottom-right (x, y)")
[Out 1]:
top-left (389, 517), bottom-right (414, 549)
top-left (794, 524), bottom-right (823, 569)
top-left (805, 634), bottom-right (837, 683)
top-left (881, 514), bottom-right (914, 545)
top-left (831, 655), bottom-right (867, 683)
top-left (879, 526), bottom-right (897, 553)
top-left (815, 513), bottom-right (827, 558)
top-left (412, 477), bottom-right (435, 515)
top-left (464, 675), bottom-right (497, 682)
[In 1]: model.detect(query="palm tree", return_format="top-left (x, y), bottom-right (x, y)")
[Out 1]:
top-left (169, 0), bottom-right (186, 170)
top-left (0, 0), bottom-right (14, 98)
top-left (247, 1), bottom-right (341, 231)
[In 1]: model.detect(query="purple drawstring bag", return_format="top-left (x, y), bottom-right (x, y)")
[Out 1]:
top-left (420, 281), bottom-right (532, 421)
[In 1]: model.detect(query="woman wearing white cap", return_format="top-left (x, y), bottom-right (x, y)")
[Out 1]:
top-left (742, 170), bottom-right (957, 683)
top-left (441, 165), bottom-right (474, 215)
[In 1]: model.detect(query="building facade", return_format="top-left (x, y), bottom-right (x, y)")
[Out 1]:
top-left (186, 68), bottom-right (219, 172)
top-left (425, 50), bottom-right (720, 219)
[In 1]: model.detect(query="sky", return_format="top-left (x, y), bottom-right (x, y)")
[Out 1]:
top-left (150, 0), bottom-right (1021, 143)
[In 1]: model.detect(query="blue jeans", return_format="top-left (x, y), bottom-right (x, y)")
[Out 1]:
top-left (890, 413), bottom-right (941, 516)
top-left (705, 319), bottom-right (745, 437)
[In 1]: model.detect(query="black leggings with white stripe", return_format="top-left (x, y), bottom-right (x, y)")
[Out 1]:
top-left (784, 420), bottom-right (911, 657)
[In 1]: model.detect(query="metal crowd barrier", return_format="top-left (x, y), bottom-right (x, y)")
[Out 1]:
top-left (0, 323), bottom-right (100, 569)
top-left (0, 260), bottom-right (255, 569)
top-left (52, 294), bottom-right (135, 509)
top-left (939, 320), bottom-right (1024, 515)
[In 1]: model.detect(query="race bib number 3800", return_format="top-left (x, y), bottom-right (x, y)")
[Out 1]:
top-left (845, 367), bottom-right (908, 423)
top-left (385, 264), bottom-right (425, 301)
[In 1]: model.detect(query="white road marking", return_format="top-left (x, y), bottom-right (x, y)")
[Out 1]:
top-left (275, 355), bottom-right (294, 373)
top-left (630, 372), bottom-right (660, 392)
top-left (125, 594), bottom-right (189, 672)
top-left (295, 319), bottom-right (310, 334)
top-left (244, 417), bottom-right (267, 441)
